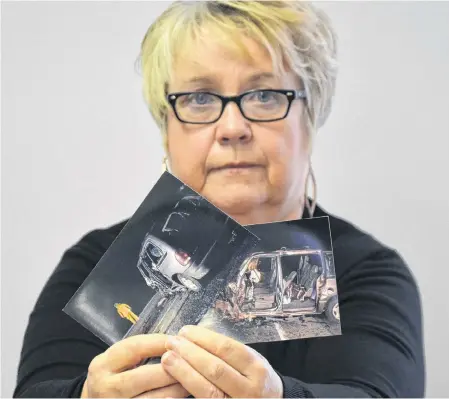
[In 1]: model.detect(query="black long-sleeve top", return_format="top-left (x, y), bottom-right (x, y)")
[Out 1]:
top-left (13, 204), bottom-right (426, 398)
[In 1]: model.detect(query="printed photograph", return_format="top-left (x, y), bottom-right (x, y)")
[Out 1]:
top-left (63, 171), bottom-right (259, 345)
top-left (198, 216), bottom-right (341, 344)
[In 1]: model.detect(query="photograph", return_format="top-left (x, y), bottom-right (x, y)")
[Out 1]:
top-left (198, 216), bottom-right (342, 344)
top-left (63, 171), bottom-right (260, 345)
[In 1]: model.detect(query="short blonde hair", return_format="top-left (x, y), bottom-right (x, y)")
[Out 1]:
top-left (138, 0), bottom-right (338, 149)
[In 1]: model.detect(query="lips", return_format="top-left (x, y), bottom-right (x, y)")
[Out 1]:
top-left (211, 163), bottom-right (261, 171)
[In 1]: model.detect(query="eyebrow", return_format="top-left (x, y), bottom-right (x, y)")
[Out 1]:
top-left (246, 72), bottom-right (277, 83)
top-left (182, 72), bottom-right (277, 87)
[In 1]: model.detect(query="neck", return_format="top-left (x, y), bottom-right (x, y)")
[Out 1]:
top-left (227, 201), bottom-right (305, 226)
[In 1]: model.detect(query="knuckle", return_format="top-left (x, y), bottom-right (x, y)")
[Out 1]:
top-left (115, 373), bottom-right (128, 393)
top-left (247, 346), bottom-right (264, 364)
top-left (246, 364), bottom-right (270, 397)
top-left (173, 383), bottom-right (190, 398)
top-left (88, 354), bottom-right (103, 375)
top-left (103, 378), bottom-right (121, 397)
top-left (253, 359), bottom-right (268, 376)
top-left (95, 387), bottom-right (111, 398)
top-left (114, 341), bottom-right (136, 362)
top-left (216, 339), bottom-right (235, 358)
top-left (113, 336), bottom-right (137, 354)
top-left (206, 384), bottom-right (225, 399)
top-left (241, 386), bottom-right (256, 398)
top-left (89, 381), bottom-right (108, 398)
top-left (246, 382), bottom-right (264, 398)
top-left (124, 337), bottom-right (140, 353)
top-left (260, 366), bottom-right (270, 381)
top-left (209, 362), bottom-right (226, 382)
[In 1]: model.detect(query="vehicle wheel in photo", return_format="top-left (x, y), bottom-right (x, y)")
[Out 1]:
top-left (176, 274), bottom-right (202, 292)
top-left (325, 296), bottom-right (340, 324)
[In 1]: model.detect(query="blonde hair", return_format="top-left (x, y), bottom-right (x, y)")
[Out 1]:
top-left (138, 0), bottom-right (338, 151)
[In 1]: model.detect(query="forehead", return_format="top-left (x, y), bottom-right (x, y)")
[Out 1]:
top-left (169, 31), bottom-right (295, 91)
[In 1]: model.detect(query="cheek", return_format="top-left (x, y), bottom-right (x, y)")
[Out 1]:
top-left (260, 117), bottom-right (310, 201)
top-left (265, 119), bottom-right (308, 177)
top-left (166, 119), bottom-right (213, 191)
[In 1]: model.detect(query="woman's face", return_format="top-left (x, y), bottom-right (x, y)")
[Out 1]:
top-left (166, 36), bottom-right (310, 225)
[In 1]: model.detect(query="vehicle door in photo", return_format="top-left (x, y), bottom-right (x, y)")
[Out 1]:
top-left (230, 254), bottom-right (283, 314)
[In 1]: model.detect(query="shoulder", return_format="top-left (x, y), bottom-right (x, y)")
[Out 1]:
top-left (36, 218), bottom-right (130, 302)
top-left (314, 203), bottom-right (414, 280)
top-left (314, 203), bottom-right (424, 349)
top-left (310, 204), bottom-right (425, 396)
top-left (314, 203), bottom-right (423, 323)
top-left (51, 219), bottom-right (130, 283)
top-left (14, 219), bottom-right (131, 397)
top-left (64, 219), bottom-right (129, 263)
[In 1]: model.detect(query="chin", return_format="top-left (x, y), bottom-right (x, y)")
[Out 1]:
top-left (215, 197), bottom-right (257, 215)
top-left (203, 185), bottom-right (266, 216)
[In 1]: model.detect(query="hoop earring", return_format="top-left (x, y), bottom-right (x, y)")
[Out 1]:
top-left (305, 162), bottom-right (317, 218)
top-left (161, 156), bottom-right (169, 173)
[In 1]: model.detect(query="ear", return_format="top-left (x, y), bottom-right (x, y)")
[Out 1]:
top-left (161, 155), bottom-right (170, 173)
top-left (304, 158), bottom-right (317, 217)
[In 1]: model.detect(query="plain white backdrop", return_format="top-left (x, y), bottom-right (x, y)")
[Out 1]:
top-left (2, 1), bottom-right (449, 396)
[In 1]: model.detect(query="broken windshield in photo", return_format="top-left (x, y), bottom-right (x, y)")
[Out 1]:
top-left (198, 216), bottom-right (341, 344)
top-left (63, 171), bottom-right (259, 346)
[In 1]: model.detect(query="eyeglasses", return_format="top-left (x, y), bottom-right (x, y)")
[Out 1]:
top-left (167, 89), bottom-right (307, 124)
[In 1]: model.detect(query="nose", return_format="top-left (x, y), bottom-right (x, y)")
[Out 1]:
top-left (215, 102), bottom-right (252, 145)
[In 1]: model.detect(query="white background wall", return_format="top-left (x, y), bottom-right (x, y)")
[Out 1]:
top-left (2, 1), bottom-right (449, 396)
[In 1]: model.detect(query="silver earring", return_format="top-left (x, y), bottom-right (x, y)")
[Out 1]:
top-left (305, 163), bottom-right (317, 218)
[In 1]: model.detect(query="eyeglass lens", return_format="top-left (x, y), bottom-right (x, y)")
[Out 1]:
top-left (175, 91), bottom-right (290, 122)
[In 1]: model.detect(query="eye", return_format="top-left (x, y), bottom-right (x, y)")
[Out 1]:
top-left (256, 91), bottom-right (276, 102)
top-left (186, 92), bottom-right (215, 105)
top-left (245, 90), bottom-right (278, 104)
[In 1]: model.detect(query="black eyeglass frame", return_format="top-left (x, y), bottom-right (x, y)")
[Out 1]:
top-left (166, 89), bottom-right (307, 124)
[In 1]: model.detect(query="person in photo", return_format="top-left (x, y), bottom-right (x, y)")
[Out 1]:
top-left (243, 257), bottom-right (261, 304)
top-left (114, 303), bottom-right (139, 325)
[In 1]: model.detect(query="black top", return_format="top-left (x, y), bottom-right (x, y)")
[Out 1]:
top-left (13, 204), bottom-right (426, 398)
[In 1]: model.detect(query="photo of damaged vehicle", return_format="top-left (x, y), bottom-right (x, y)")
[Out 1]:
top-left (214, 248), bottom-right (339, 324)
top-left (137, 195), bottom-right (223, 295)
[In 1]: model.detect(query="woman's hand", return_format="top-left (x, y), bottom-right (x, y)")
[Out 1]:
top-left (81, 334), bottom-right (190, 398)
top-left (161, 326), bottom-right (283, 398)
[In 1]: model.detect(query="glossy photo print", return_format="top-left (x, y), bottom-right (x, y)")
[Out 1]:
top-left (198, 216), bottom-right (341, 344)
top-left (63, 171), bottom-right (260, 345)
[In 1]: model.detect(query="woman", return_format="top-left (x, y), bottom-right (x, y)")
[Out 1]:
top-left (14, 1), bottom-right (425, 398)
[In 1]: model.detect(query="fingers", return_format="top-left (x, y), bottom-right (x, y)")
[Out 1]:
top-left (109, 363), bottom-right (177, 397)
top-left (102, 334), bottom-right (169, 372)
top-left (86, 334), bottom-right (187, 398)
top-left (178, 326), bottom-right (258, 376)
top-left (161, 350), bottom-right (228, 398)
top-left (134, 383), bottom-right (190, 398)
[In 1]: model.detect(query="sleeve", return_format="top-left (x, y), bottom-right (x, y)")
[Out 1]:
top-left (278, 245), bottom-right (425, 398)
top-left (13, 231), bottom-right (110, 398)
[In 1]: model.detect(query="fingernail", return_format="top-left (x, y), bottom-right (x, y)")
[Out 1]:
top-left (162, 350), bottom-right (177, 366)
top-left (178, 325), bottom-right (191, 337)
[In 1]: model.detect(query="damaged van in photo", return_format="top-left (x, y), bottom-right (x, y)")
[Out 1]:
top-left (214, 248), bottom-right (339, 324)
top-left (136, 195), bottom-right (232, 294)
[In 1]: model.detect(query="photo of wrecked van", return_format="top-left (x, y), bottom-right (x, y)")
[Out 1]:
top-left (214, 248), bottom-right (339, 324)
